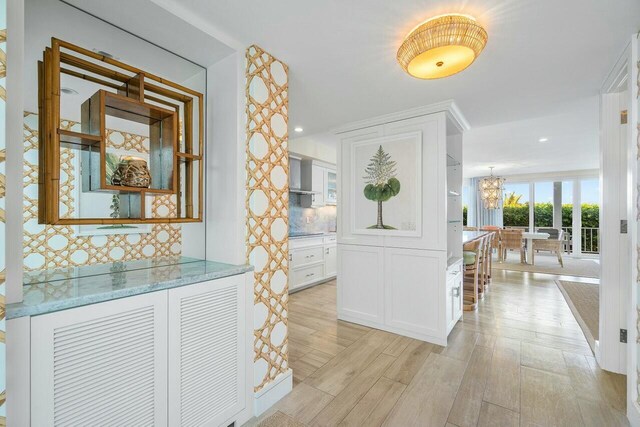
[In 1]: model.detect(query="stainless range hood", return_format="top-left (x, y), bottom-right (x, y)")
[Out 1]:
top-left (289, 156), bottom-right (318, 195)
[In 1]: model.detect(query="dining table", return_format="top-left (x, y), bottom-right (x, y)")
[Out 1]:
top-left (521, 231), bottom-right (550, 264)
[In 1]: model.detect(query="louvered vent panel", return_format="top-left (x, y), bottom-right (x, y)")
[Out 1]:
top-left (180, 286), bottom-right (238, 426)
top-left (52, 306), bottom-right (157, 427)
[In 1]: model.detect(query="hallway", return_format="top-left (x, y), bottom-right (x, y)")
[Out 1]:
top-left (252, 271), bottom-right (626, 426)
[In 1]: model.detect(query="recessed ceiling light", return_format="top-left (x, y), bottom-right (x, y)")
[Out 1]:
top-left (294, 127), bottom-right (303, 133)
top-left (61, 87), bottom-right (79, 95)
top-left (538, 137), bottom-right (549, 143)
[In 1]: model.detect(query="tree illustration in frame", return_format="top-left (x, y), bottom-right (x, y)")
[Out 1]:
top-left (363, 145), bottom-right (401, 229)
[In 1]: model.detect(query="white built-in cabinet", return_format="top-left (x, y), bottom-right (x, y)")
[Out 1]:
top-left (29, 274), bottom-right (253, 427)
top-left (336, 102), bottom-right (467, 346)
top-left (289, 235), bottom-right (337, 292)
top-left (301, 160), bottom-right (337, 208)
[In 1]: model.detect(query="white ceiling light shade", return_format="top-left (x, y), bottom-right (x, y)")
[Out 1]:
top-left (538, 137), bottom-right (549, 142)
top-left (397, 13), bottom-right (488, 79)
top-left (479, 167), bottom-right (505, 210)
top-left (294, 127), bottom-right (303, 133)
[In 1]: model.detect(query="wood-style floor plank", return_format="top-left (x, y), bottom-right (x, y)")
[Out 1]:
top-left (305, 329), bottom-right (395, 396)
top-left (309, 353), bottom-right (396, 426)
top-left (382, 353), bottom-right (467, 426)
top-left (521, 341), bottom-right (569, 376)
top-left (272, 382), bottom-right (334, 425)
top-left (383, 339), bottom-right (433, 385)
top-left (338, 376), bottom-right (406, 427)
top-left (520, 366), bottom-right (583, 426)
top-left (245, 272), bottom-right (629, 427)
top-left (447, 346), bottom-right (493, 427)
top-left (483, 337), bottom-right (521, 412)
top-left (476, 402), bottom-right (519, 427)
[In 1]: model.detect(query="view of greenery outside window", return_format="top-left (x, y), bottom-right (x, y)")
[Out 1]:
top-left (502, 181), bottom-right (600, 253)
top-left (463, 205), bottom-right (467, 225)
top-left (503, 183), bottom-right (529, 228)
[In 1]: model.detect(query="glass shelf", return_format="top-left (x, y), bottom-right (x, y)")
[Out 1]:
top-left (448, 190), bottom-right (460, 197)
top-left (447, 154), bottom-right (460, 167)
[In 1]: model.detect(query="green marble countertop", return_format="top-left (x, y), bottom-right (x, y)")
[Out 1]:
top-left (8, 257), bottom-right (253, 319)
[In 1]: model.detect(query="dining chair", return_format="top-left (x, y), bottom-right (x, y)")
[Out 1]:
top-left (463, 238), bottom-right (481, 311)
top-left (483, 231), bottom-right (496, 288)
top-left (500, 229), bottom-right (526, 263)
top-left (532, 230), bottom-right (565, 267)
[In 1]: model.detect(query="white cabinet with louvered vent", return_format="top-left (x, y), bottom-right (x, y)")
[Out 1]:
top-left (25, 270), bottom-right (254, 427)
top-left (31, 291), bottom-right (169, 427)
top-left (168, 275), bottom-right (246, 427)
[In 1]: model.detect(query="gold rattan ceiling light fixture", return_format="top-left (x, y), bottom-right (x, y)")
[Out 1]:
top-left (397, 13), bottom-right (488, 79)
top-left (479, 167), bottom-right (505, 210)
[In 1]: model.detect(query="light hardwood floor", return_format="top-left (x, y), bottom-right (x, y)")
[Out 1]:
top-left (246, 270), bottom-right (627, 427)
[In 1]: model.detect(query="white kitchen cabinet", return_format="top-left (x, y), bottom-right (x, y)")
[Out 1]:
top-left (383, 247), bottom-right (446, 342)
top-left (325, 169), bottom-right (337, 205)
top-left (325, 245), bottom-right (337, 276)
top-left (168, 275), bottom-right (246, 427)
top-left (337, 244), bottom-right (384, 324)
top-left (291, 245), bottom-right (324, 268)
top-left (301, 160), bottom-right (337, 208)
top-left (291, 263), bottom-right (325, 291)
top-left (446, 260), bottom-right (463, 335)
top-left (31, 291), bottom-right (169, 427)
top-left (336, 102), bottom-right (466, 346)
top-left (29, 273), bottom-right (253, 427)
top-left (289, 235), bottom-right (337, 293)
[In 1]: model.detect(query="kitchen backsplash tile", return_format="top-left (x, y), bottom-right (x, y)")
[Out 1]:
top-left (289, 193), bottom-right (337, 234)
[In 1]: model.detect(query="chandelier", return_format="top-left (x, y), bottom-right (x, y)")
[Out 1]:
top-left (397, 13), bottom-right (488, 79)
top-left (479, 167), bottom-right (504, 210)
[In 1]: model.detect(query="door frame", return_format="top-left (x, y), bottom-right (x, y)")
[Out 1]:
top-left (601, 36), bottom-right (638, 425)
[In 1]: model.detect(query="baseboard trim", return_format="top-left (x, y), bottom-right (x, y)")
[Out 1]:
top-left (337, 312), bottom-right (448, 346)
top-left (253, 369), bottom-right (293, 416)
top-left (628, 400), bottom-right (640, 426)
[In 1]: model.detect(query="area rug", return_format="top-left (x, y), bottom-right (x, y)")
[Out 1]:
top-left (492, 254), bottom-right (600, 278)
top-left (556, 280), bottom-right (599, 353)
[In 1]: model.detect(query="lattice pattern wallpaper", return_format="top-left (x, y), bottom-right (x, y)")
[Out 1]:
top-left (0, 6), bottom-right (7, 423)
top-left (23, 112), bottom-right (181, 272)
top-left (245, 45), bottom-right (290, 391)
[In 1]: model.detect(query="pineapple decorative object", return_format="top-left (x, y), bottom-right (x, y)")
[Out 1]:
top-left (363, 145), bottom-right (401, 229)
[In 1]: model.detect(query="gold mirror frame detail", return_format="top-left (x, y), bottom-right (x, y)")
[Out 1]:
top-left (38, 38), bottom-right (204, 225)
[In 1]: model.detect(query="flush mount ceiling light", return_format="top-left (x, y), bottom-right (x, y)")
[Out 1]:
top-left (294, 127), bottom-right (303, 133)
top-left (397, 13), bottom-right (488, 79)
top-left (479, 167), bottom-right (505, 210)
top-left (538, 137), bottom-right (549, 143)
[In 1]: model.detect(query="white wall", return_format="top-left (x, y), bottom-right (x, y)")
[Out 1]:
top-left (289, 132), bottom-right (336, 164)
top-left (205, 52), bottom-right (246, 265)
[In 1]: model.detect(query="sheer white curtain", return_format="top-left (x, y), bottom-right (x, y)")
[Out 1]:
top-left (467, 177), bottom-right (503, 227)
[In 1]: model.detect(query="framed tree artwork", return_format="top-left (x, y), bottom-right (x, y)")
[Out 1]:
top-left (350, 132), bottom-right (422, 236)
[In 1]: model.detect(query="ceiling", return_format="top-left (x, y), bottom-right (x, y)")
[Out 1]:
top-left (463, 95), bottom-right (599, 177)
top-left (62, 0), bottom-right (637, 176)
top-left (148, 0), bottom-right (638, 134)
top-left (62, 0), bottom-right (234, 67)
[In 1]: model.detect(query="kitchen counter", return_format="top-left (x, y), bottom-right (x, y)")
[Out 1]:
top-left (462, 230), bottom-right (491, 244)
top-left (8, 256), bottom-right (253, 319)
top-left (289, 231), bottom-right (337, 240)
